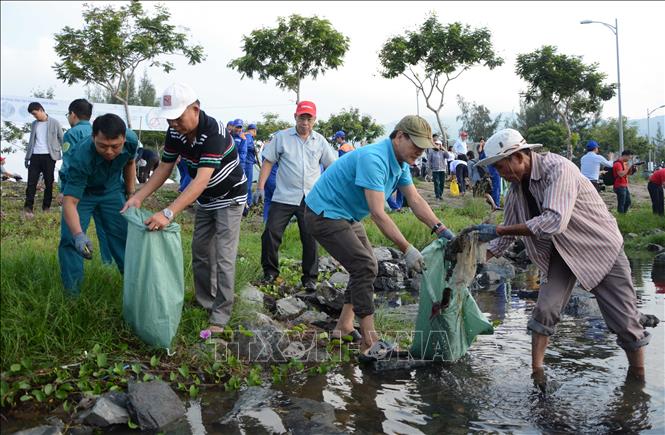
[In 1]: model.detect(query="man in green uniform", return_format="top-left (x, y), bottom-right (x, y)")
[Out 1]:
top-left (60, 98), bottom-right (113, 264)
top-left (58, 113), bottom-right (138, 295)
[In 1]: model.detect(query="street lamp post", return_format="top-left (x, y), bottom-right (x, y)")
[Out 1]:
top-left (647, 104), bottom-right (665, 146)
top-left (581, 18), bottom-right (624, 154)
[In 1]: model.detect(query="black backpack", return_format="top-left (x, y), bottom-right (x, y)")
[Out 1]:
top-left (602, 161), bottom-right (620, 186)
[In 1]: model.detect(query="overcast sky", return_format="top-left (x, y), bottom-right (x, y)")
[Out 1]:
top-left (2, 1), bottom-right (664, 128)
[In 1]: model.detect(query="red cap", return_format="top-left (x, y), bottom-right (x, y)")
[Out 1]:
top-left (295, 101), bottom-right (317, 117)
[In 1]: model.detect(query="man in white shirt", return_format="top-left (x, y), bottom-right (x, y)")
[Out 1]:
top-left (24, 102), bottom-right (63, 218)
top-left (452, 131), bottom-right (469, 156)
top-left (580, 140), bottom-right (614, 192)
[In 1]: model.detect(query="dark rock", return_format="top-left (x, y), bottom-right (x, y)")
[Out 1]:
top-left (282, 397), bottom-right (344, 435)
top-left (127, 381), bottom-right (186, 431)
top-left (276, 296), bottom-right (307, 320)
top-left (13, 426), bottom-right (63, 435)
top-left (387, 247), bottom-right (402, 259)
top-left (373, 276), bottom-right (402, 292)
top-left (67, 426), bottom-right (94, 435)
top-left (318, 256), bottom-right (341, 273)
top-left (563, 288), bottom-right (602, 318)
top-left (83, 394), bottom-right (129, 427)
top-left (373, 247), bottom-right (393, 262)
top-left (233, 322), bottom-right (285, 363)
top-left (647, 243), bottom-right (665, 252)
top-left (293, 310), bottom-right (330, 325)
top-left (406, 275), bottom-right (421, 292)
top-left (263, 294), bottom-right (277, 313)
top-left (219, 387), bottom-right (286, 433)
top-left (378, 261), bottom-right (404, 280)
top-left (316, 281), bottom-right (345, 312)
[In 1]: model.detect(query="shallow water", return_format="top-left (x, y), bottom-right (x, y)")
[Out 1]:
top-left (3, 259), bottom-right (663, 434)
top-left (201, 256), bottom-right (665, 434)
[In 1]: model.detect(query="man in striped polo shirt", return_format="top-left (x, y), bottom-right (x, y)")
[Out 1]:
top-left (465, 128), bottom-right (650, 380)
top-left (122, 83), bottom-right (247, 332)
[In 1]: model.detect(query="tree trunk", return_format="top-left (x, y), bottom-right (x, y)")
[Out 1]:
top-left (562, 115), bottom-right (572, 160)
top-left (295, 79), bottom-right (301, 104)
top-left (431, 109), bottom-right (447, 148)
top-left (123, 102), bottom-right (132, 129)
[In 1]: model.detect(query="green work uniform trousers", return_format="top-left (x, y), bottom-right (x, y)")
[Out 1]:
top-left (58, 190), bottom-right (128, 295)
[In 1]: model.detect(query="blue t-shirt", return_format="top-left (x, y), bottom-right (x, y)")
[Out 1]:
top-left (305, 138), bottom-right (412, 221)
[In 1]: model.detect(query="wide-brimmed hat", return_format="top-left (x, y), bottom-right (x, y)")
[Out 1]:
top-left (477, 128), bottom-right (542, 167)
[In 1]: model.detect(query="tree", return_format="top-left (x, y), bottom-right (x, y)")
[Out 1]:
top-left (378, 14), bottom-right (503, 145)
top-left (30, 87), bottom-right (55, 99)
top-left (515, 45), bottom-right (615, 159)
top-left (136, 70), bottom-right (159, 107)
top-left (53, 0), bottom-right (204, 127)
top-left (584, 117), bottom-right (652, 159)
top-left (456, 95), bottom-right (502, 141)
top-left (525, 120), bottom-right (567, 156)
top-left (255, 113), bottom-right (292, 142)
top-left (228, 14), bottom-right (350, 103)
top-left (1, 122), bottom-right (30, 154)
top-left (316, 108), bottom-right (385, 146)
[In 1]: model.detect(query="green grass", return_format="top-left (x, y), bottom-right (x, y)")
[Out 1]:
top-left (613, 202), bottom-right (665, 251)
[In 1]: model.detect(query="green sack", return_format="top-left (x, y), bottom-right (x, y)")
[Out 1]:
top-left (410, 238), bottom-right (493, 361)
top-left (122, 207), bottom-right (184, 349)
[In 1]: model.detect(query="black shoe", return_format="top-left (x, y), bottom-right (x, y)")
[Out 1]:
top-left (261, 273), bottom-right (277, 284)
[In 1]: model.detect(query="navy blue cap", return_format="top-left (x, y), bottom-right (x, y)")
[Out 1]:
top-left (586, 140), bottom-right (599, 151)
top-left (248, 123), bottom-right (257, 130)
top-left (232, 118), bottom-right (243, 127)
top-left (334, 130), bottom-right (346, 139)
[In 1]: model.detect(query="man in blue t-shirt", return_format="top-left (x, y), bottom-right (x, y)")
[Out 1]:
top-left (304, 115), bottom-right (455, 359)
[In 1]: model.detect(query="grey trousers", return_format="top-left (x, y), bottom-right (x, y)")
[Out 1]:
top-left (304, 206), bottom-right (378, 317)
top-left (528, 248), bottom-right (650, 351)
top-left (192, 203), bottom-right (243, 326)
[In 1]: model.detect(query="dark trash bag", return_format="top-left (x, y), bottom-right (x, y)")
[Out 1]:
top-left (410, 238), bottom-right (493, 361)
top-left (122, 207), bottom-right (184, 349)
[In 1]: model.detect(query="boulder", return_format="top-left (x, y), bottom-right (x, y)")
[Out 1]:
top-left (318, 256), bottom-right (341, 273)
top-left (127, 381), bottom-right (186, 431)
top-left (647, 243), bottom-right (664, 253)
top-left (373, 276), bottom-right (403, 292)
top-left (293, 310), bottom-right (330, 325)
top-left (276, 296), bottom-right (308, 320)
top-left (328, 271), bottom-right (350, 286)
top-left (373, 247), bottom-right (393, 262)
top-left (378, 261), bottom-right (404, 280)
top-left (282, 397), bottom-right (345, 435)
top-left (563, 288), bottom-right (602, 318)
top-left (219, 387), bottom-right (287, 434)
top-left (13, 422), bottom-right (64, 435)
top-left (316, 281), bottom-right (346, 312)
top-left (240, 284), bottom-right (264, 304)
top-left (82, 393), bottom-right (129, 427)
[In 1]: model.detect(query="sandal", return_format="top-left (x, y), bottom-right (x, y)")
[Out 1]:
top-left (330, 329), bottom-right (362, 344)
top-left (358, 339), bottom-right (398, 363)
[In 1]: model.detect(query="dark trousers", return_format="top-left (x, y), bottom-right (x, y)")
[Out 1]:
top-left (432, 171), bottom-right (445, 198)
top-left (456, 165), bottom-right (468, 194)
top-left (648, 181), bottom-right (664, 215)
top-left (261, 198), bottom-right (318, 284)
top-left (614, 186), bottom-right (631, 213)
top-left (24, 154), bottom-right (56, 211)
top-left (305, 206), bottom-right (377, 317)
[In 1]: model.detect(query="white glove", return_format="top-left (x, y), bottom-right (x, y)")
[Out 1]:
top-left (404, 245), bottom-right (425, 273)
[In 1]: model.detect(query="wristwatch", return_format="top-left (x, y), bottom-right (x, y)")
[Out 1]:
top-left (431, 222), bottom-right (443, 234)
top-left (162, 207), bottom-right (174, 221)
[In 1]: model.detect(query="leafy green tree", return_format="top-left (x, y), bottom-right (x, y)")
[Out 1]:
top-left (456, 95), bottom-right (502, 141)
top-left (53, 0), bottom-right (204, 127)
top-left (378, 14), bottom-right (503, 144)
top-left (584, 117), bottom-right (652, 159)
top-left (316, 108), bottom-right (385, 145)
top-left (525, 120), bottom-right (567, 155)
top-left (1, 122), bottom-right (30, 154)
top-left (228, 14), bottom-right (349, 103)
top-left (515, 45), bottom-right (615, 159)
top-left (136, 70), bottom-right (159, 107)
top-left (30, 87), bottom-right (55, 99)
top-left (255, 113), bottom-right (292, 142)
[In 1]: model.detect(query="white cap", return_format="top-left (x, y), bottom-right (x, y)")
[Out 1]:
top-left (477, 128), bottom-right (542, 167)
top-left (157, 83), bottom-right (198, 119)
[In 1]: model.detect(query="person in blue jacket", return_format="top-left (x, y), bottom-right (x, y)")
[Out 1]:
top-left (58, 114), bottom-right (138, 296)
top-left (60, 98), bottom-right (114, 265)
top-left (478, 137), bottom-right (502, 209)
top-left (232, 118), bottom-right (247, 170)
top-left (243, 123), bottom-right (258, 213)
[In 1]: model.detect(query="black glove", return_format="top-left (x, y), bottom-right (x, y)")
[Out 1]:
top-left (14, 175), bottom-right (22, 181)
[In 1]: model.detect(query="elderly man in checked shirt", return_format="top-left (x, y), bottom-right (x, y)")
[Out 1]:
top-left (464, 128), bottom-right (650, 380)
